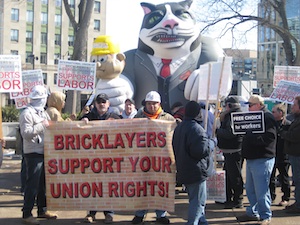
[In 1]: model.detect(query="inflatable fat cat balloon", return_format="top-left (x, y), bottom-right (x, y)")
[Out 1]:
top-left (96, 0), bottom-right (232, 113)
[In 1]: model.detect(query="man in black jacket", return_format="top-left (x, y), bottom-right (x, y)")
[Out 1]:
top-left (172, 101), bottom-right (213, 225)
top-left (269, 103), bottom-right (291, 206)
top-left (236, 95), bottom-right (276, 225)
top-left (216, 96), bottom-right (243, 209)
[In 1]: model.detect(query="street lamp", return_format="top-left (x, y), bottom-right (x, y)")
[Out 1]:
top-left (27, 54), bottom-right (38, 69)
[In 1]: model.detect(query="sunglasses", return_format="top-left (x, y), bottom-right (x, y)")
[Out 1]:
top-left (96, 99), bottom-right (107, 104)
top-left (248, 103), bottom-right (256, 107)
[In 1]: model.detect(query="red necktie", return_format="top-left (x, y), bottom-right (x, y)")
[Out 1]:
top-left (160, 59), bottom-right (172, 78)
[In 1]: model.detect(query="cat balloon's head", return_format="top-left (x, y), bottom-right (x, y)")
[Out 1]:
top-left (138, 0), bottom-right (201, 59)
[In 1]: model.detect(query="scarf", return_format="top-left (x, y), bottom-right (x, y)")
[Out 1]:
top-left (143, 107), bottom-right (162, 119)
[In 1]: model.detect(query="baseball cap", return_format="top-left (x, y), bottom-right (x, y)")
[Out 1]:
top-left (125, 98), bottom-right (135, 104)
top-left (145, 91), bottom-right (161, 103)
top-left (96, 93), bottom-right (109, 103)
top-left (245, 94), bottom-right (264, 105)
top-left (225, 96), bottom-right (239, 104)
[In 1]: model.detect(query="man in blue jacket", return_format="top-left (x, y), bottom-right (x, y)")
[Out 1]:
top-left (172, 101), bottom-right (213, 225)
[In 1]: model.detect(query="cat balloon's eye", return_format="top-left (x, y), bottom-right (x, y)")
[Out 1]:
top-left (149, 15), bottom-right (162, 25)
top-left (179, 12), bottom-right (192, 20)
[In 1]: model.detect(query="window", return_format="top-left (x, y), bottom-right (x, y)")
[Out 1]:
top-left (41, 32), bottom-right (47, 45)
top-left (55, 14), bottom-right (61, 26)
top-left (11, 50), bottom-right (18, 55)
top-left (11, 8), bottom-right (19, 21)
top-left (55, 34), bottom-right (61, 45)
top-left (11, 29), bottom-right (19, 42)
top-left (41, 12), bottom-right (48, 25)
top-left (55, 0), bottom-right (62, 7)
top-left (43, 73), bottom-right (47, 85)
top-left (68, 0), bottom-right (75, 8)
top-left (54, 53), bottom-right (60, 64)
top-left (54, 73), bottom-right (58, 85)
top-left (26, 52), bottom-right (33, 63)
top-left (94, 20), bottom-right (100, 31)
top-left (40, 53), bottom-right (47, 64)
top-left (26, 10), bottom-right (33, 23)
top-left (41, 0), bottom-right (48, 4)
top-left (94, 1), bottom-right (101, 13)
top-left (26, 31), bottom-right (33, 43)
top-left (68, 35), bottom-right (74, 46)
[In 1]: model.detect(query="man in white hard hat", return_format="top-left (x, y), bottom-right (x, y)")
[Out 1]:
top-left (132, 91), bottom-right (175, 224)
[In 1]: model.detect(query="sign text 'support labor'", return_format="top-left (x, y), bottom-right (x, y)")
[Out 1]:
top-left (0, 55), bottom-right (22, 92)
top-left (57, 60), bottom-right (96, 91)
top-left (269, 80), bottom-right (300, 104)
top-left (231, 111), bottom-right (265, 135)
top-left (44, 119), bottom-right (177, 212)
top-left (273, 65), bottom-right (300, 88)
top-left (10, 70), bottom-right (44, 109)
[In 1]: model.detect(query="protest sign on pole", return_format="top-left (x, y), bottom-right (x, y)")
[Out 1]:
top-left (231, 111), bottom-right (265, 135)
top-left (0, 55), bottom-right (22, 93)
top-left (56, 60), bottom-right (96, 92)
top-left (197, 57), bottom-right (232, 101)
top-left (10, 69), bottom-right (44, 109)
top-left (273, 65), bottom-right (300, 88)
top-left (44, 119), bottom-right (176, 212)
top-left (0, 55), bottom-right (22, 148)
top-left (269, 80), bottom-right (300, 104)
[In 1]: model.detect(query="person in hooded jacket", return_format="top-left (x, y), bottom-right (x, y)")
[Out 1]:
top-left (20, 85), bottom-right (57, 225)
top-left (216, 96), bottom-right (244, 209)
top-left (172, 100), bottom-right (213, 225)
top-left (46, 91), bottom-right (76, 121)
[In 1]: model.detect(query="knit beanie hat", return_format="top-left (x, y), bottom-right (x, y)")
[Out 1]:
top-left (185, 101), bottom-right (200, 118)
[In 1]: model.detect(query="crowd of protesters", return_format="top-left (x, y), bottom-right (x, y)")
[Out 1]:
top-left (6, 85), bottom-right (300, 225)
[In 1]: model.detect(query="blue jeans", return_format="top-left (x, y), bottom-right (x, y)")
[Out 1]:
top-left (135, 209), bottom-right (166, 218)
top-left (245, 158), bottom-right (274, 220)
top-left (185, 180), bottom-right (208, 225)
top-left (288, 155), bottom-right (300, 208)
top-left (22, 155), bottom-right (46, 218)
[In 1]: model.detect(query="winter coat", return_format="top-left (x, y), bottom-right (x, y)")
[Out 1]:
top-left (216, 106), bottom-right (243, 153)
top-left (81, 107), bottom-right (121, 121)
top-left (46, 91), bottom-right (66, 121)
top-left (242, 108), bottom-right (277, 159)
top-left (172, 117), bottom-right (211, 184)
top-left (19, 105), bottom-right (50, 155)
top-left (281, 114), bottom-right (300, 156)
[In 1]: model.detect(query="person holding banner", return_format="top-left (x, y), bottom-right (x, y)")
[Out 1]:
top-left (236, 95), bottom-right (276, 225)
top-left (216, 96), bottom-right (244, 209)
top-left (279, 96), bottom-right (300, 214)
top-left (20, 85), bottom-right (58, 225)
top-left (81, 93), bottom-right (121, 223)
top-left (172, 100), bottom-right (213, 225)
top-left (46, 91), bottom-right (76, 121)
top-left (269, 103), bottom-right (291, 207)
top-left (131, 91), bottom-right (175, 224)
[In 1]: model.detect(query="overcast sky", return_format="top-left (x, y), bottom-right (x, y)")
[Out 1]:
top-left (105, 0), bottom-right (257, 52)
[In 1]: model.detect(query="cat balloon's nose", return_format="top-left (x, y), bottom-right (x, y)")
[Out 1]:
top-left (162, 19), bottom-right (178, 29)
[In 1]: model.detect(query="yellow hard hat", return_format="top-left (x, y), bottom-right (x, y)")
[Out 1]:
top-left (91, 35), bottom-right (120, 55)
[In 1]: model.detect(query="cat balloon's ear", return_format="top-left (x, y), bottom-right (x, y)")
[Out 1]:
top-left (141, 2), bottom-right (156, 15)
top-left (179, 0), bottom-right (193, 9)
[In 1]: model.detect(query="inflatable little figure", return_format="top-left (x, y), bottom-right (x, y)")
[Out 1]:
top-left (96, 0), bottom-right (232, 113)
top-left (91, 35), bottom-right (133, 114)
